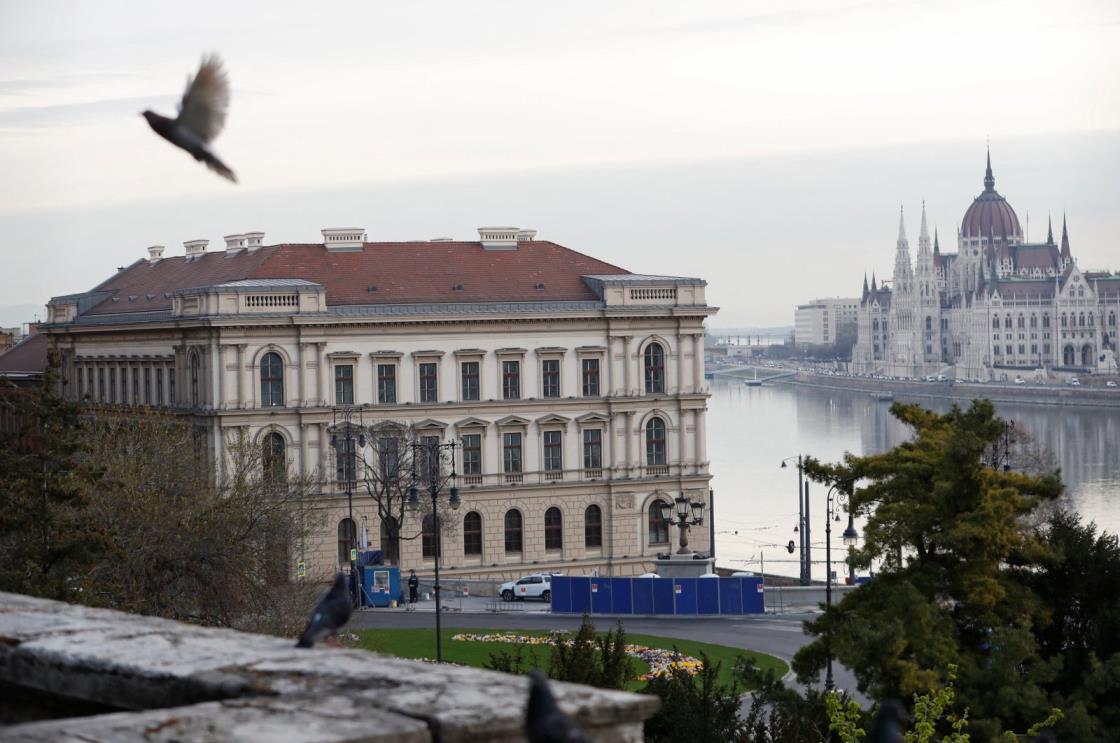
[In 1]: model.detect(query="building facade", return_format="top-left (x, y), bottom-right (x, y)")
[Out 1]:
top-left (852, 154), bottom-right (1120, 379)
top-left (794, 297), bottom-right (859, 347)
top-left (41, 228), bottom-right (715, 581)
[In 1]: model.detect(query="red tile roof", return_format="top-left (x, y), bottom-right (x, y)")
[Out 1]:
top-left (83, 241), bottom-right (629, 316)
top-left (0, 333), bottom-right (49, 376)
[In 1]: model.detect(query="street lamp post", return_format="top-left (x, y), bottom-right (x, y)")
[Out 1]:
top-left (407, 437), bottom-right (460, 663)
top-left (780, 456), bottom-right (810, 585)
top-left (331, 406), bottom-right (367, 607)
top-left (660, 493), bottom-right (705, 555)
top-left (824, 483), bottom-right (860, 691)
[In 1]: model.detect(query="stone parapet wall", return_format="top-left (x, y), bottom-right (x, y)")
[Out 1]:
top-left (0, 592), bottom-right (657, 741)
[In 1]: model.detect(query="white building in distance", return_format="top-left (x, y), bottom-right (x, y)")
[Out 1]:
top-left (794, 298), bottom-right (860, 347)
top-left (41, 227), bottom-right (716, 581)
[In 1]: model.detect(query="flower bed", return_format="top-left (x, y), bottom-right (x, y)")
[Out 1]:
top-left (450, 631), bottom-right (703, 681)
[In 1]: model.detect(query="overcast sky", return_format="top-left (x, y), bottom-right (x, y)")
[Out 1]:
top-left (1, 0), bottom-right (1118, 327)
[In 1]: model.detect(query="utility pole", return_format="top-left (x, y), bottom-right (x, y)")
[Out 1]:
top-left (798, 456), bottom-right (806, 585)
top-left (804, 480), bottom-right (812, 584)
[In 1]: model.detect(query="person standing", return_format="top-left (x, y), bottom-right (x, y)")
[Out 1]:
top-left (408, 569), bottom-right (419, 604)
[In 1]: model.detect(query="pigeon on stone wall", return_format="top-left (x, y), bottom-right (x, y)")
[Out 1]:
top-left (142, 54), bottom-right (237, 182)
top-left (296, 573), bottom-right (353, 648)
top-left (525, 669), bottom-right (591, 743)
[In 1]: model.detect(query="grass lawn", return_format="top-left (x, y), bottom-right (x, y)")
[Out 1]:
top-left (352, 627), bottom-right (788, 692)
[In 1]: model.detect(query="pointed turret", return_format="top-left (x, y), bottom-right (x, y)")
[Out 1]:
top-left (984, 146), bottom-right (995, 191)
top-left (917, 201), bottom-right (931, 255)
top-left (933, 228), bottom-right (940, 257)
top-left (892, 205), bottom-right (913, 294)
top-left (1060, 213), bottom-right (1071, 262)
top-left (871, 273), bottom-right (877, 293)
top-left (1046, 214), bottom-right (1054, 244)
top-left (862, 273), bottom-right (869, 301)
top-left (897, 205), bottom-right (908, 246)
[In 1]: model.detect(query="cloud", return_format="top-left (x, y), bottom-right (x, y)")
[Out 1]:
top-left (0, 72), bottom-right (149, 96)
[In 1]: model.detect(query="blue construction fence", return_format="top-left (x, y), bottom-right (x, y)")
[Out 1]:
top-left (550, 575), bottom-right (765, 615)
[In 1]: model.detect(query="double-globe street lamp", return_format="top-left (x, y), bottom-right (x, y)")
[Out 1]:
top-left (780, 455), bottom-right (811, 585)
top-left (824, 483), bottom-right (860, 691)
top-left (406, 437), bottom-right (460, 663)
top-left (661, 493), bottom-right (705, 555)
top-left (331, 406), bottom-right (367, 607)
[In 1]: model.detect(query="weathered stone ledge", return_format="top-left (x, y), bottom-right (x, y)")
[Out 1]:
top-left (0, 592), bottom-right (657, 741)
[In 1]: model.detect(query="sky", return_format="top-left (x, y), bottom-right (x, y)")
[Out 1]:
top-left (1, 0), bottom-right (1118, 327)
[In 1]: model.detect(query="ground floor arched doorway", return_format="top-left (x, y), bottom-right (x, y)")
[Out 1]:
top-left (1063, 345), bottom-right (1076, 366)
top-left (1082, 344), bottom-right (1095, 367)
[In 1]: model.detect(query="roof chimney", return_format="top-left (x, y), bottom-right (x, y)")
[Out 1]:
top-left (321, 228), bottom-right (366, 252)
top-left (147, 245), bottom-right (165, 264)
top-left (516, 229), bottom-right (537, 242)
top-left (244, 231), bottom-right (265, 250)
top-left (224, 233), bottom-right (247, 253)
top-left (478, 227), bottom-right (521, 251)
top-left (184, 239), bottom-right (209, 257)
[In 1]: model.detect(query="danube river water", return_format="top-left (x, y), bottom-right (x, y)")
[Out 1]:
top-left (708, 378), bottom-right (1120, 578)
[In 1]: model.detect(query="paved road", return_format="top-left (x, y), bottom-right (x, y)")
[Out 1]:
top-left (350, 608), bottom-right (862, 697)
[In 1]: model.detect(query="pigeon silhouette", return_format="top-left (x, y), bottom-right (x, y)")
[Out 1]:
top-left (142, 54), bottom-right (237, 182)
top-left (525, 669), bottom-right (590, 743)
top-left (296, 573), bottom-right (353, 648)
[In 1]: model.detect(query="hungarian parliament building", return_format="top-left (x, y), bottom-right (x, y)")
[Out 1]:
top-left (852, 153), bottom-right (1120, 380)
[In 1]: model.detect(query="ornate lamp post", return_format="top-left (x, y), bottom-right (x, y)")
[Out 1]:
top-left (781, 455), bottom-right (811, 585)
top-left (661, 492), bottom-right (705, 555)
top-left (331, 406), bottom-right (366, 607)
top-left (406, 437), bottom-right (460, 663)
top-left (824, 483), bottom-right (860, 691)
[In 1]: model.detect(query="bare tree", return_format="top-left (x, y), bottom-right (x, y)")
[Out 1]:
top-left (356, 422), bottom-right (458, 566)
top-left (76, 410), bottom-right (322, 636)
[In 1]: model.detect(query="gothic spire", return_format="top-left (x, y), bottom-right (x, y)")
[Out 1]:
top-left (984, 145), bottom-right (995, 191)
top-left (1060, 213), bottom-right (1071, 260)
top-left (862, 273), bottom-right (869, 300)
top-left (1046, 214), bottom-right (1054, 244)
top-left (897, 205), bottom-right (908, 246)
top-left (933, 228), bottom-right (940, 256)
top-left (871, 273), bottom-right (877, 292)
top-left (917, 201), bottom-right (931, 256)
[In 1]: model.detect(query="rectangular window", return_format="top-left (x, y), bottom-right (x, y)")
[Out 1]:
top-left (419, 362), bottom-right (438, 403)
top-left (502, 360), bottom-right (520, 400)
top-left (462, 434), bottom-right (482, 475)
top-left (168, 369), bottom-right (176, 406)
top-left (109, 368), bottom-right (117, 403)
top-left (98, 368), bottom-right (105, 401)
top-left (419, 435), bottom-right (441, 481)
top-left (335, 436), bottom-right (356, 483)
top-left (156, 368), bottom-right (164, 406)
top-left (581, 359), bottom-right (600, 397)
top-left (377, 364), bottom-right (397, 403)
top-left (503, 432), bottom-right (522, 473)
top-left (144, 368), bottom-right (151, 405)
top-left (541, 359), bottom-right (561, 398)
top-left (583, 429), bottom-right (602, 469)
top-left (543, 430), bottom-right (563, 471)
top-left (334, 364), bottom-right (354, 404)
top-left (131, 367), bottom-right (139, 403)
top-left (377, 437), bottom-right (400, 480)
top-left (460, 361), bottom-right (479, 401)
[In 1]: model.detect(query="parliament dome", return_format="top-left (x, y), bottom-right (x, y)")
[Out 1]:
top-left (961, 152), bottom-right (1022, 239)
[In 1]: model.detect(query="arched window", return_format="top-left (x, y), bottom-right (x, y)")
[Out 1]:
top-left (545, 507), bottom-right (563, 550)
top-left (421, 513), bottom-right (439, 559)
top-left (925, 316), bottom-right (932, 331)
top-left (262, 432), bottom-right (286, 483)
top-left (1082, 345), bottom-right (1094, 367)
top-left (189, 352), bottom-right (201, 407)
top-left (1079, 314), bottom-right (1086, 327)
top-left (463, 511), bottom-right (482, 556)
top-left (645, 417), bottom-right (667, 466)
top-left (1017, 315), bottom-right (1025, 329)
top-left (1043, 314), bottom-right (1050, 329)
top-left (1089, 314), bottom-right (1094, 327)
top-left (504, 509), bottom-right (523, 553)
top-left (260, 352), bottom-right (284, 407)
top-left (1005, 316), bottom-right (1012, 329)
top-left (1110, 313), bottom-right (1117, 327)
top-left (584, 505), bottom-right (602, 548)
top-left (873, 319), bottom-right (879, 330)
top-left (992, 316), bottom-right (999, 329)
top-left (1061, 314), bottom-right (1068, 327)
top-left (643, 342), bottom-right (665, 394)
top-left (648, 500), bottom-right (669, 545)
top-left (338, 518), bottom-right (357, 566)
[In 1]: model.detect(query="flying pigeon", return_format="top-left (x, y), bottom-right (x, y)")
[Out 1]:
top-left (525, 669), bottom-right (590, 743)
top-left (142, 54), bottom-right (237, 182)
top-left (296, 573), bottom-right (353, 648)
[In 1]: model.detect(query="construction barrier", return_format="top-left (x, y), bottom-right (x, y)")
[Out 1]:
top-left (550, 575), bottom-right (764, 615)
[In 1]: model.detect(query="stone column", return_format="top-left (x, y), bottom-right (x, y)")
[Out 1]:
top-left (625, 411), bottom-right (636, 475)
top-left (319, 422), bottom-right (331, 486)
top-left (608, 336), bottom-right (622, 396)
top-left (675, 334), bottom-right (685, 395)
top-left (611, 414), bottom-right (625, 471)
top-left (299, 423), bottom-right (309, 479)
top-left (622, 336), bottom-right (632, 396)
top-left (317, 343), bottom-right (328, 407)
top-left (692, 333), bottom-right (704, 393)
top-left (297, 343), bottom-right (307, 407)
top-left (695, 408), bottom-right (707, 469)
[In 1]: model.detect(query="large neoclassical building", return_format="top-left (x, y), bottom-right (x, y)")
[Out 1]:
top-left (852, 153), bottom-right (1120, 379)
top-left (41, 227), bottom-right (715, 580)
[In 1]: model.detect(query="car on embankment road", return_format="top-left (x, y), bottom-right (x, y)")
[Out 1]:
top-left (499, 573), bottom-right (557, 602)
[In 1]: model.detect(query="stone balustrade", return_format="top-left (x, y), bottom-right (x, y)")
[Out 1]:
top-left (0, 592), bottom-right (657, 741)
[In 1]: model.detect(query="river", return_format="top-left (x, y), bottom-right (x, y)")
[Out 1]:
top-left (708, 379), bottom-right (1120, 578)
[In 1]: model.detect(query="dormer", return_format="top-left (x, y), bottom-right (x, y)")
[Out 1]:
top-left (582, 274), bottom-right (710, 312)
top-left (171, 279), bottom-right (327, 317)
top-left (322, 228), bottom-right (366, 252)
